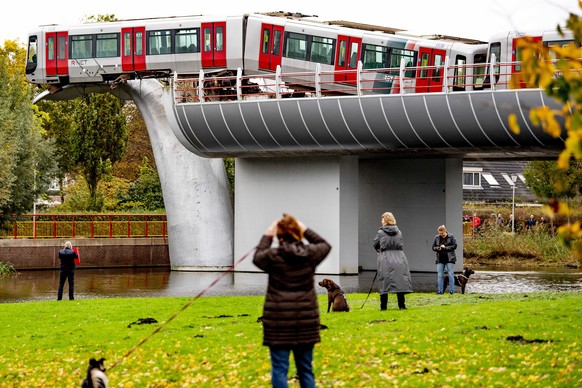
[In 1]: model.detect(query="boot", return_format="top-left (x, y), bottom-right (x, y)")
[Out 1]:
top-left (397, 292), bottom-right (406, 310)
top-left (380, 294), bottom-right (388, 310)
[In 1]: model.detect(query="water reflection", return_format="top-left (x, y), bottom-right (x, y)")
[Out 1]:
top-left (0, 267), bottom-right (580, 303)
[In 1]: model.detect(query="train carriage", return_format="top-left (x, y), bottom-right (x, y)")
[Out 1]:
top-left (26, 12), bottom-right (564, 98)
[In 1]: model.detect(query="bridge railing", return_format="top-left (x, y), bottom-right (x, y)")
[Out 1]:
top-left (0, 214), bottom-right (167, 239)
top-left (173, 57), bottom-right (545, 104)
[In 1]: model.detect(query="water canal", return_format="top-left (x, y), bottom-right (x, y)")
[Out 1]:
top-left (1, 266), bottom-right (580, 303)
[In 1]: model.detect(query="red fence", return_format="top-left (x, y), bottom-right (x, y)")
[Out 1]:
top-left (0, 214), bottom-right (167, 239)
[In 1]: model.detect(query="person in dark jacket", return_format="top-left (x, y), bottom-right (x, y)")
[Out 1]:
top-left (372, 212), bottom-right (413, 310)
top-left (432, 225), bottom-right (457, 294)
top-left (57, 241), bottom-right (78, 300)
top-left (253, 214), bottom-right (331, 388)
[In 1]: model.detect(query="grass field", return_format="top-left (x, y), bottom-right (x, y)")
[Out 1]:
top-left (0, 292), bottom-right (580, 387)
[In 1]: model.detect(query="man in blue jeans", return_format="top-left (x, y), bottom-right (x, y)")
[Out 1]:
top-left (253, 214), bottom-right (331, 387)
top-left (432, 225), bottom-right (457, 295)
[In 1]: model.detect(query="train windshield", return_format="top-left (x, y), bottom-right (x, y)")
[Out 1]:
top-left (26, 35), bottom-right (38, 75)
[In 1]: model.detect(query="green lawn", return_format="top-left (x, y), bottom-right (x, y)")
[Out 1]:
top-left (0, 292), bottom-right (580, 387)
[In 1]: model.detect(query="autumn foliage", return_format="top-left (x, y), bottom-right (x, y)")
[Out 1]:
top-left (508, 1), bottom-right (582, 261)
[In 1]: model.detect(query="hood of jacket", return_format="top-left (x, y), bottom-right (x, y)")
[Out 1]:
top-left (380, 225), bottom-right (399, 236)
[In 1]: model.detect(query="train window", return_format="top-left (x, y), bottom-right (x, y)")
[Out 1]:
top-left (176, 29), bottom-right (199, 53)
top-left (453, 55), bottom-right (467, 91)
top-left (204, 27), bottom-right (212, 52)
top-left (58, 35), bottom-right (67, 60)
top-left (349, 42), bottom-right (359, 69)
top-left (473, 53), bottom-right (486, 90)
top-left (149, 30), bottom-right (172, 55)
top-left (390, 48), bottom-right (416, 77)
top-left (124, 32), bottom-right (131, 57)
top-left (215, 26), bottom-right (224, 52)
top-left (285, 32), bottom-right (307, 60)
top-left (309, 36), bottom-right (334, 65)
top-left (338, 41), bottom-right (347, 67)
top-left (26, 35), bottom-right (38, 75)
top-left (419, 52), bottom-right (429, 78)
top-left (261, 28), bottom-right (270, 54)
top-left (27, 36), bottom-right (37, 63)
top-left (47, 36), bottom-right (55, 61)
top-left (70, 35), bottom-right (93, 59)
top-left (135, 32), bottom-right (144, 56)
top-left (362, 44), bottom-right (388, 69)
top-left (96, 33), bottom-right (119, 58)
top-left (433, 54), bottom-right (443, 80)
top-left (488, 42), bottom-right (501, 80)
top-left (273, 30), bottom-right (282, 56)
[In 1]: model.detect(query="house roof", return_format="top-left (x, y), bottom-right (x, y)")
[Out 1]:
top-left (463, 161), bottom-right (537, 203)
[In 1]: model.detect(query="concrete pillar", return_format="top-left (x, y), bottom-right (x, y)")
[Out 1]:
top-left (123, 80), bottom-right (233, 270)
top-left (234, 156), bottom-right (359, 274)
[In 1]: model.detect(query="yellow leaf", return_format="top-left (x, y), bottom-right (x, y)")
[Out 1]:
top-left (508, 114), bottom-right (521, 134)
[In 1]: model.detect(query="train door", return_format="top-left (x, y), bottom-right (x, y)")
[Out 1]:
top-left (201, 22), bottom-right (227, 68)
top-left (258, 23), bottom-right (284, 71)
top-left (512, 35), bottom-right (541, 88)
top-left (45, 31), bottom-right (68, 77)
top-left (416, 47), bottom-right (446, 93)
top-left (121, 27), bottom-right (146, 72)
top-left (334, 35), bottom-right (362, 84)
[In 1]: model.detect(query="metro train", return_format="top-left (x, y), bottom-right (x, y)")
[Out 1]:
top-left (24, 12), bottom-right (573, 95)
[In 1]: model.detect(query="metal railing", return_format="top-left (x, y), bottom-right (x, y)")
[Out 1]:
top-left (173, 55), bottom-right (556, 104)
top-left (0, 214), bottom-right (167, 239)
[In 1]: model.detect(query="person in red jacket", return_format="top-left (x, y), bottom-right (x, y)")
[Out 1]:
top-left (57, 241), bottom-right (78, 300)
top-left (253, 214), bottom-right (331, 388)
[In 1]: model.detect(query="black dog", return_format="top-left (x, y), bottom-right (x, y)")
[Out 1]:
top-left (444, 267), bottom-right (475, 294)
top-left (82, 358), bottom-right (109, 388)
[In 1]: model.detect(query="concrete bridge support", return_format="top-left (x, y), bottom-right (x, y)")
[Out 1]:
top-left (234, 156), bottom-right (463, 274)
top-left (124, 80), bottom-right (233, 270)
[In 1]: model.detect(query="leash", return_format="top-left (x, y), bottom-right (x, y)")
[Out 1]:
top-left (107, 246), bottom-right (257, 371)
top-left (360, 271), bottom-right (378, 309)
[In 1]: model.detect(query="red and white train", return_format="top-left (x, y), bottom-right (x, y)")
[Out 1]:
top-left (24, 12), bottom-right (573, 95)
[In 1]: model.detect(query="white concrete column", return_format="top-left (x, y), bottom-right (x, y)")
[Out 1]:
top-left (123, 80), bottom-right (233, 270)
top-left (234, 156), bottom-right (359, 274)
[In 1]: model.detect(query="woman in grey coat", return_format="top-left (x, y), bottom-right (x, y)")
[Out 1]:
top-left (372, 212), bottom-right (413, 310)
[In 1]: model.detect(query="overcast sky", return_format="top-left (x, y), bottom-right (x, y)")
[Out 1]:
top-left (1, 0), bottom-right (579, 45)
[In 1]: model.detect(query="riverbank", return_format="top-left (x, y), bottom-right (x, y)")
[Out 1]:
top-left (0, 292), bottom-right (579, 386)
top-left (462, 226), bottom-right (580, 269)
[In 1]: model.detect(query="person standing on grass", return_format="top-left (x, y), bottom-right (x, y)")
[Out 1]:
top-left (253, 214), bottom-right (331, 388)
top-left (372, 211), bottom-right (413, 310)
top-left (57, 241), bottom-right (78, 300)
top-left (432, 225), bottom-right (457, 295)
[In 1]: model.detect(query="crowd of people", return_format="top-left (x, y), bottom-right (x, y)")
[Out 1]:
top-left (464, 212), bottom-right (549, 233)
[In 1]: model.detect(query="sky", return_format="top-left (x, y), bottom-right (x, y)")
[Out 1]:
top-left (1, 0), bottom-right (579, 45)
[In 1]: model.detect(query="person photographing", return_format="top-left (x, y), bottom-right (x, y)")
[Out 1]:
top-left (253, 214), bottom-right (331, 388)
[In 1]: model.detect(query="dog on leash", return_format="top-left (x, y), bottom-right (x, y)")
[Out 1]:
top-left (318, 278), bottom-right (350, 312)
top-left (444, 267), bottom-right (475, 294)
top-left (82, 358), bottom-right (109, 388)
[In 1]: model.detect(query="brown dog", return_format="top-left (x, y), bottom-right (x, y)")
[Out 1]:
top-left (444, 267), bottom-right (475, 294)
top-left (318, 278), bottom-right (350, 312)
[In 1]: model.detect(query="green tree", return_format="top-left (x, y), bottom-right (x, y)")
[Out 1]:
top-left (70, 93), bottom-right (127, 210)
top-left (0, 40), bottom-right (56, 219)
top-left (118, 158), bottom-right (164, 211)
top-left (523, 160), bottom-right (582, 201)
top-left (37, 100), bottom-right (77, 202)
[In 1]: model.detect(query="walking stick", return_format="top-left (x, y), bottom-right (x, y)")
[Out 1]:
top-left (360, 271), bottom-right (378, 309)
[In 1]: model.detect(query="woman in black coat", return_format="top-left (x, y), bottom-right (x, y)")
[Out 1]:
top-left (253, 214), bottom-right (331, 388)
